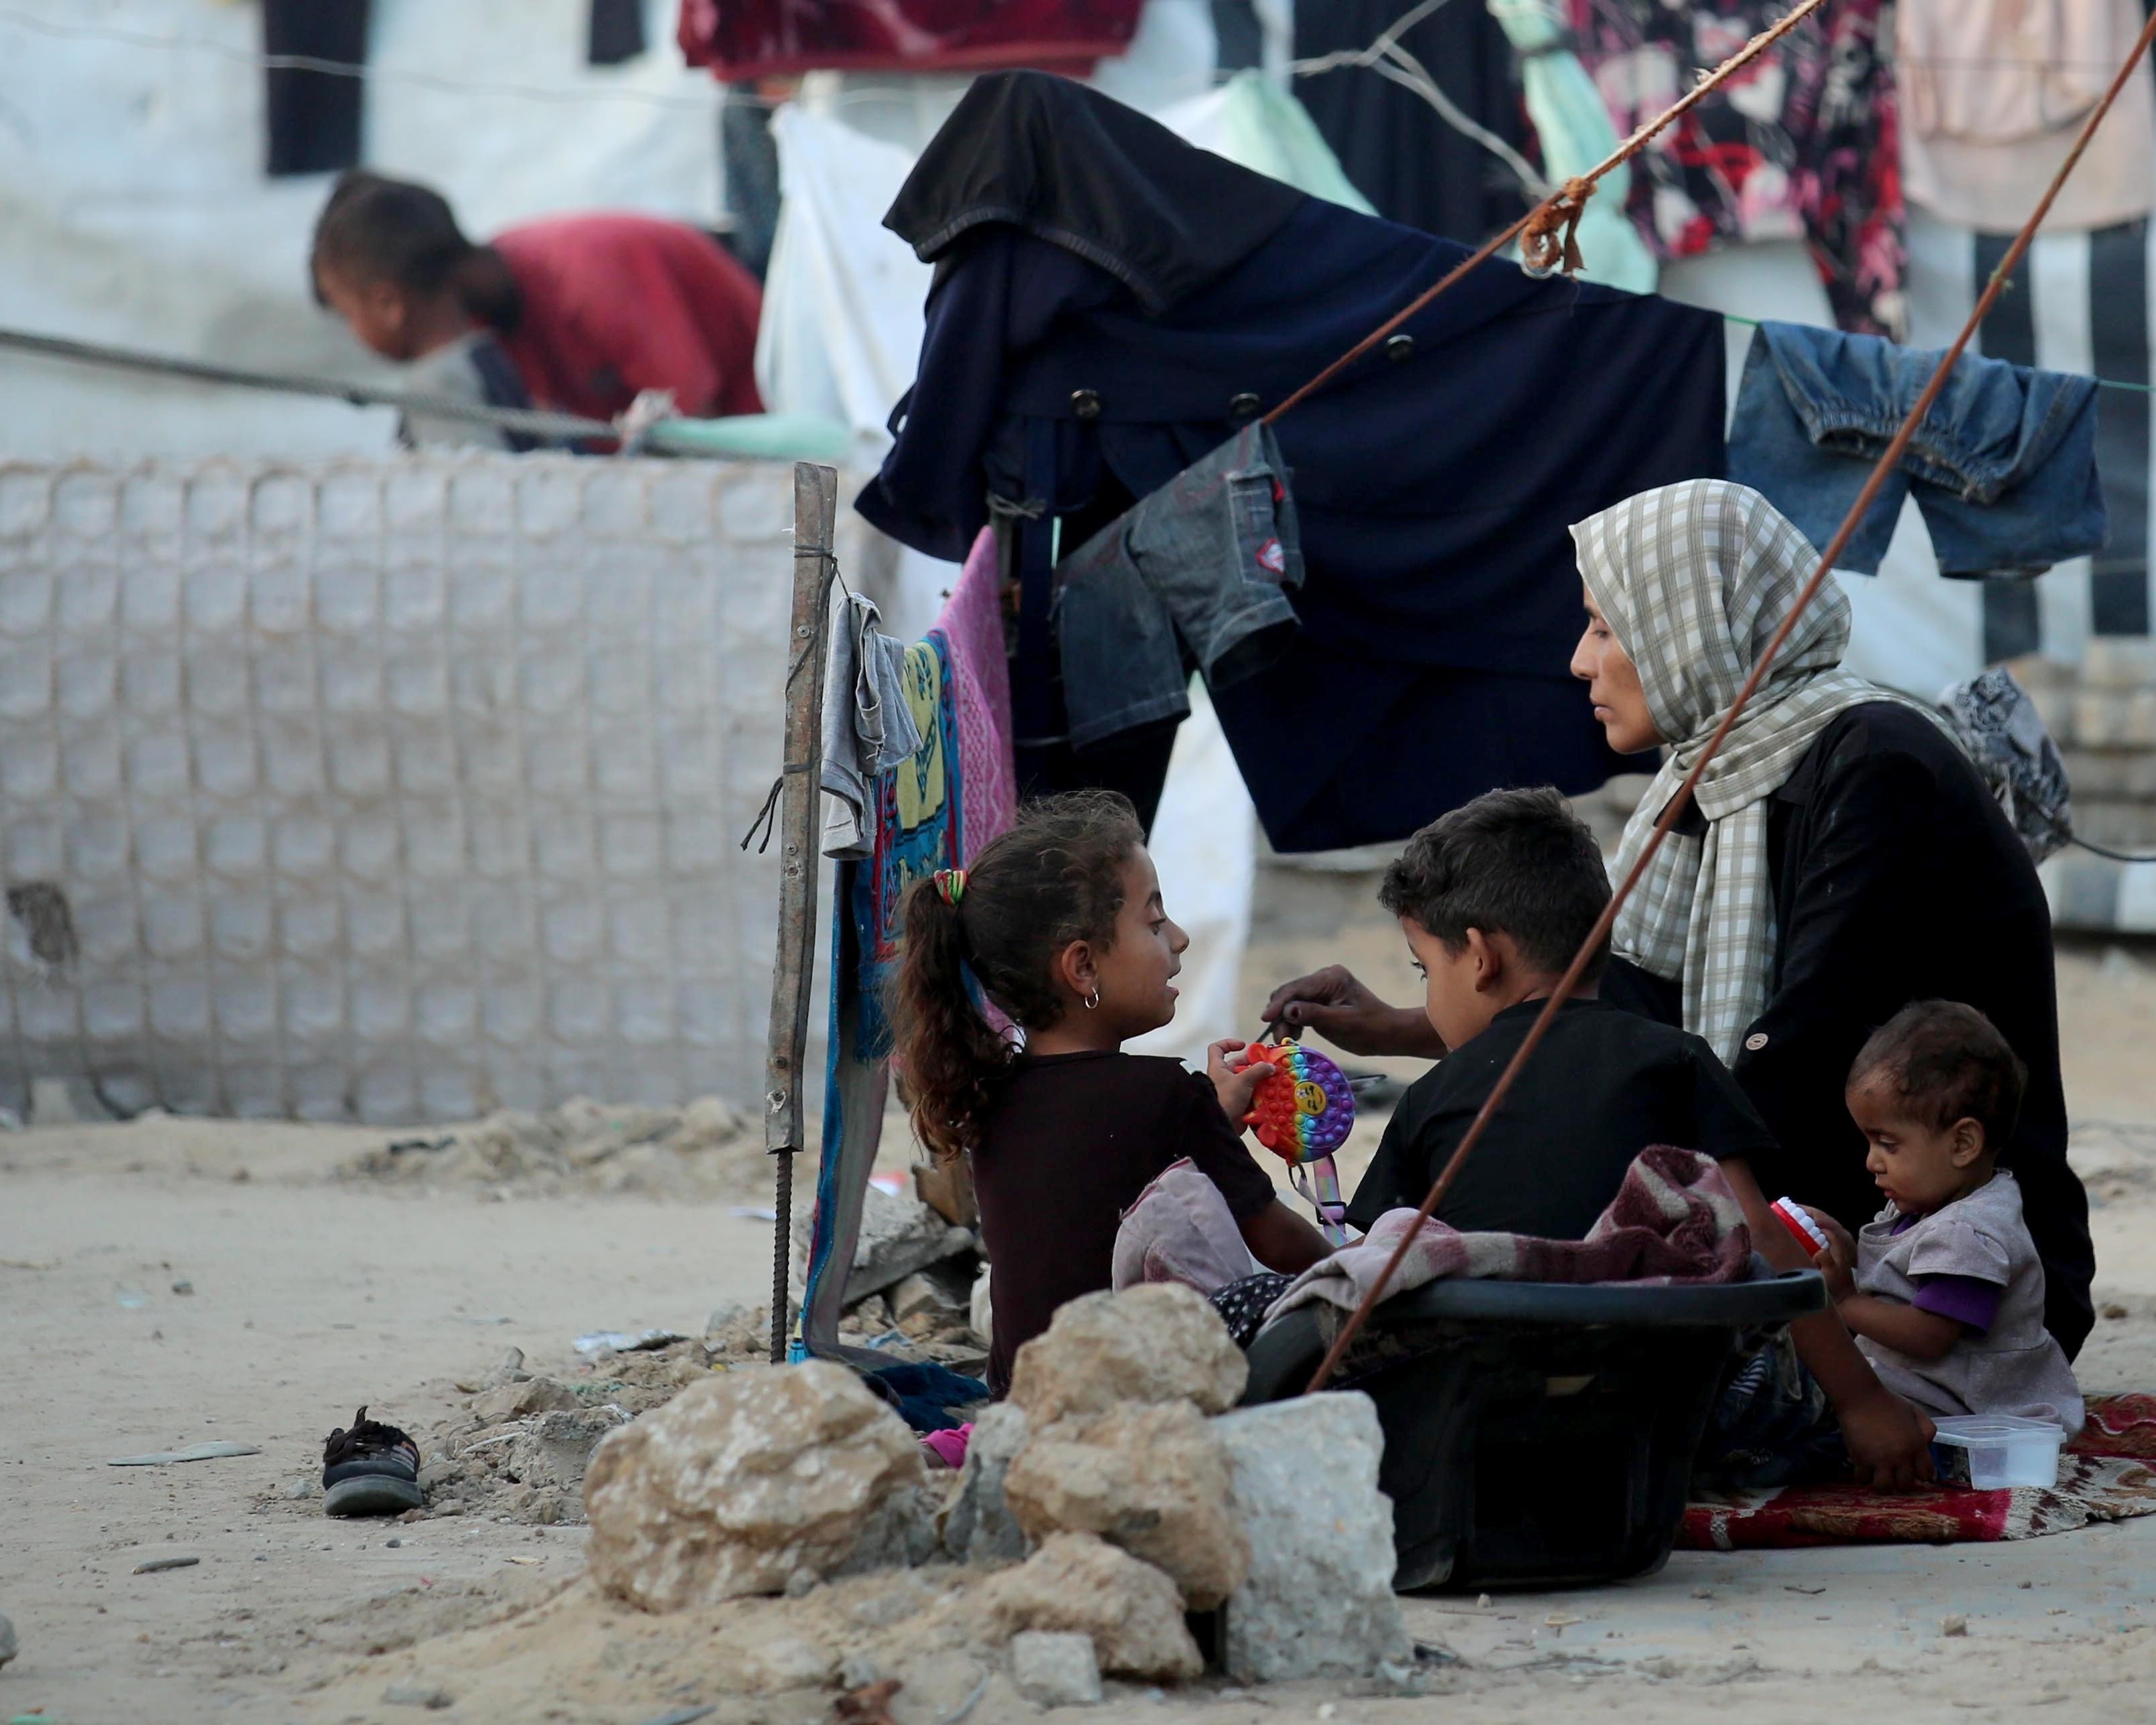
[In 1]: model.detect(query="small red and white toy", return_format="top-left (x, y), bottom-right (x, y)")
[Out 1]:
top-left (1768, 1196), bottom-right (1830, 1260)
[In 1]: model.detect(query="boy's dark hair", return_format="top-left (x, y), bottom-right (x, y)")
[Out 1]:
top-left (309, 171), bottom-right (524, 333)
top-left (1377, 786), bottom-right (1611, 978)
top-left (893, 790), bottom-right (1146, 1160)
top-left (1848, 1000), bottom-right (2026, 1152)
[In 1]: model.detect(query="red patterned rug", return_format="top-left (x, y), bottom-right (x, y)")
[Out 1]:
top-left (1679, 1394), bottom-right (2156, 1550)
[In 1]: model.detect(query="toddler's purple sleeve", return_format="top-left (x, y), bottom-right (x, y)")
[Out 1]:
top-left (1910, 1274), bottom-right (2003, 1335)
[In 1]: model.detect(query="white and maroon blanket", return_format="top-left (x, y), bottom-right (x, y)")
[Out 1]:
top-left (1265, 1144), bottom-right (1752, 1321)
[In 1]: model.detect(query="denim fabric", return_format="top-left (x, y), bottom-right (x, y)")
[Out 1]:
top-left (1053, 422), bottom-right (1304, 751)
top-left (1728, 321), bottom-right (2106, 577)
top-left (1052, 518), bottom-right (1193, 749)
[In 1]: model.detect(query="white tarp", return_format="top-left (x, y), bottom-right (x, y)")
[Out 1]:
top-left (1124, 690), bottom-right (1255, 1065)
top-left (756, 109), bottom-right (930, 477)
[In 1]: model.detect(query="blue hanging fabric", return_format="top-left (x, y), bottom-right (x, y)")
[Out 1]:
top-left (794, 636), bottom-right (967, 1363)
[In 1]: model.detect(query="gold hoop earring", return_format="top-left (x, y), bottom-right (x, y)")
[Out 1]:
top-left (1083, 989), bottom-right (1101, 1010)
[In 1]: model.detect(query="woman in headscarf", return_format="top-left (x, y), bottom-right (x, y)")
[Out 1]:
top-left (1568, 481), bottom-right (2088, 1346)
top-left (1265, 481), bottom-right (2093, 1481)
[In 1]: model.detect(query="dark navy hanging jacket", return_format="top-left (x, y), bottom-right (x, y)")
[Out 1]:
top-left (858, 72), bottom-right (1729, 852)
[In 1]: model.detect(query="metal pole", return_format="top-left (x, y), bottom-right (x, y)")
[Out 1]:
top-left (765, 463), bottom-right (837, 1364)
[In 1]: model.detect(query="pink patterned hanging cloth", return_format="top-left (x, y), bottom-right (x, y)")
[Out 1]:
top-left (933, 528), bottom-right (1018, 859)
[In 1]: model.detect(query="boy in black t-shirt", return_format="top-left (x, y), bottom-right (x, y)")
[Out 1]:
top-left (1345, 788), bottom-right (1783, 1235)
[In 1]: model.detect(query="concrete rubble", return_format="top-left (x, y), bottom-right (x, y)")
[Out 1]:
top-left (550, 1282), bottom-right (1405, 1701)
top-left (583, 1361), bottom-right (938, 1609)
top-left (1215, 1393), bottom-right (1411, 1682)
top-left (938, 1400), bottom-right (1029, 1564)
top-left (1002, 1398), bottom-right (1249, 1608)
top-left (1006, 1282), bottom-right (1248, 1422)
top-left (975, 1533), bottom-right (1205, 1680)
top-left (503, 1406), bottom-right (629, 1499)
top-left (339, 1096), bottom-right (759, 1198)
top-left (471, 1375), bottom-right (581, 1422)
top-left (1010, 1630), bottom-right (1105, 1707)
top-left (790, 1181), bottom-right (977, 1308)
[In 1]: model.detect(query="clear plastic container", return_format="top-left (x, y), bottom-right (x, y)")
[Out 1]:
top-left (1930, 1414), bottom-right (2065, 1489)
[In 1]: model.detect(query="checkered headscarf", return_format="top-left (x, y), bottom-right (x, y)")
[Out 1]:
top-left (1572, 481), bottom-right (1947, 1063)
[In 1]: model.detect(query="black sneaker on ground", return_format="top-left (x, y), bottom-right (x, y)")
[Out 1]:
top-left (321, 1406), bottom-right (422, 1517)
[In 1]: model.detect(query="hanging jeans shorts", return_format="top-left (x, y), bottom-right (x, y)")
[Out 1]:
top-left (1053, 422), bottom-right (1305, 751)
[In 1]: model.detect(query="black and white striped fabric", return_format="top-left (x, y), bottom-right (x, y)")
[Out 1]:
top-left (1907, 212), bottom-right (2155, 665)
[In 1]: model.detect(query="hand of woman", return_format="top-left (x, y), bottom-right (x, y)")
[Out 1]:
top-left (1206, 1038), bottom-right (1269, 1125)
top-left (1259, 967), bottom-right (1446, 1059)
top-left (1837, 1385), bottom-right (1937, 1491)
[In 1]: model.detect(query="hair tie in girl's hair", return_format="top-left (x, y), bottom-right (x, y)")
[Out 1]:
top-left (933, 869), bottom-right (968, 907)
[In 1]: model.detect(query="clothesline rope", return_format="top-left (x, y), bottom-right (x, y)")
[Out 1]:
top-left (0, 325), bottom-right (841, 461)
top-left (1714, 312), bottom-right (2156, 395)
top-left (1300, 0), bottom-right (2156, 1398)
top-left (0, 326), bottom-right (614, 442)
top-left (1287, 0), bottom-right (1549, 200)
top-left (1261, 0), bottom-right (1832, 427)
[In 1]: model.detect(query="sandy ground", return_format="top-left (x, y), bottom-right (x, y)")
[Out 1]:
top-left (3, 917), bottom-right (2155, 1725)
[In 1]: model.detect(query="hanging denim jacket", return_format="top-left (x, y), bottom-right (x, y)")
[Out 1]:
top-left (1728, 321), bottom-right (2106, 577)
top-left (1052, 421), bottom-right (1304, 751)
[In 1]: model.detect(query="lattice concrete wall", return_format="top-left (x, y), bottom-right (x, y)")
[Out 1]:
top-left (0, 455), bottom-right (818, 1124)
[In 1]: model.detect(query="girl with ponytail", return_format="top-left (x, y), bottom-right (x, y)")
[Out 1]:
top-left (309, 171), bottom-right (762, 437)
top-left (894, 790), bottom-right (1328, 1396)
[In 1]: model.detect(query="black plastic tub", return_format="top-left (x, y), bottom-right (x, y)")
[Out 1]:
top-left (1241, 1266), bottom-right (1828, 1592)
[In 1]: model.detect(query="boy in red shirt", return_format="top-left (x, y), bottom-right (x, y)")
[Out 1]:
top-left (311, 171), bottom-right (763, 431)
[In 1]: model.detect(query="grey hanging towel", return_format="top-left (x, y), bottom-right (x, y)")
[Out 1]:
top-left (263, 0), bottom-right (370, 177)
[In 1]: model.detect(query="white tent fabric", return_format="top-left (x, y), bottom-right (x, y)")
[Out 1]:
top-left (1154, 72), bottom-right (1377, 217)
top-left (1123, 692), bottom-right (1256, 1067)
top-left (755, 109), bottom-right (931, 477)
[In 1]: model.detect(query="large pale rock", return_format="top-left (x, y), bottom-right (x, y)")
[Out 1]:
top-left (1002, 1401), bottom-right (1248, 1608)
top-left (1214, 1393), bottom-right (1410, 1682)
top-left (939, 1401), bottom-right (1029, 1564)
top-left (1006, 1284), bottom-right (1245, 1424)
top-left (976, 1533), bottom-right (1203, 1681)
top-left (583, 1362), bottom-right (935, 1610)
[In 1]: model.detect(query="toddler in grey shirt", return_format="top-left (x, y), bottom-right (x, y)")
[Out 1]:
top-left (1799, 1000), bottom-right (2083, 1436)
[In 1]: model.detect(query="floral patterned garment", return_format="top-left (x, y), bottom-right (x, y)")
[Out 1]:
top-left (1567, 0), bottom-right (1905, 338)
